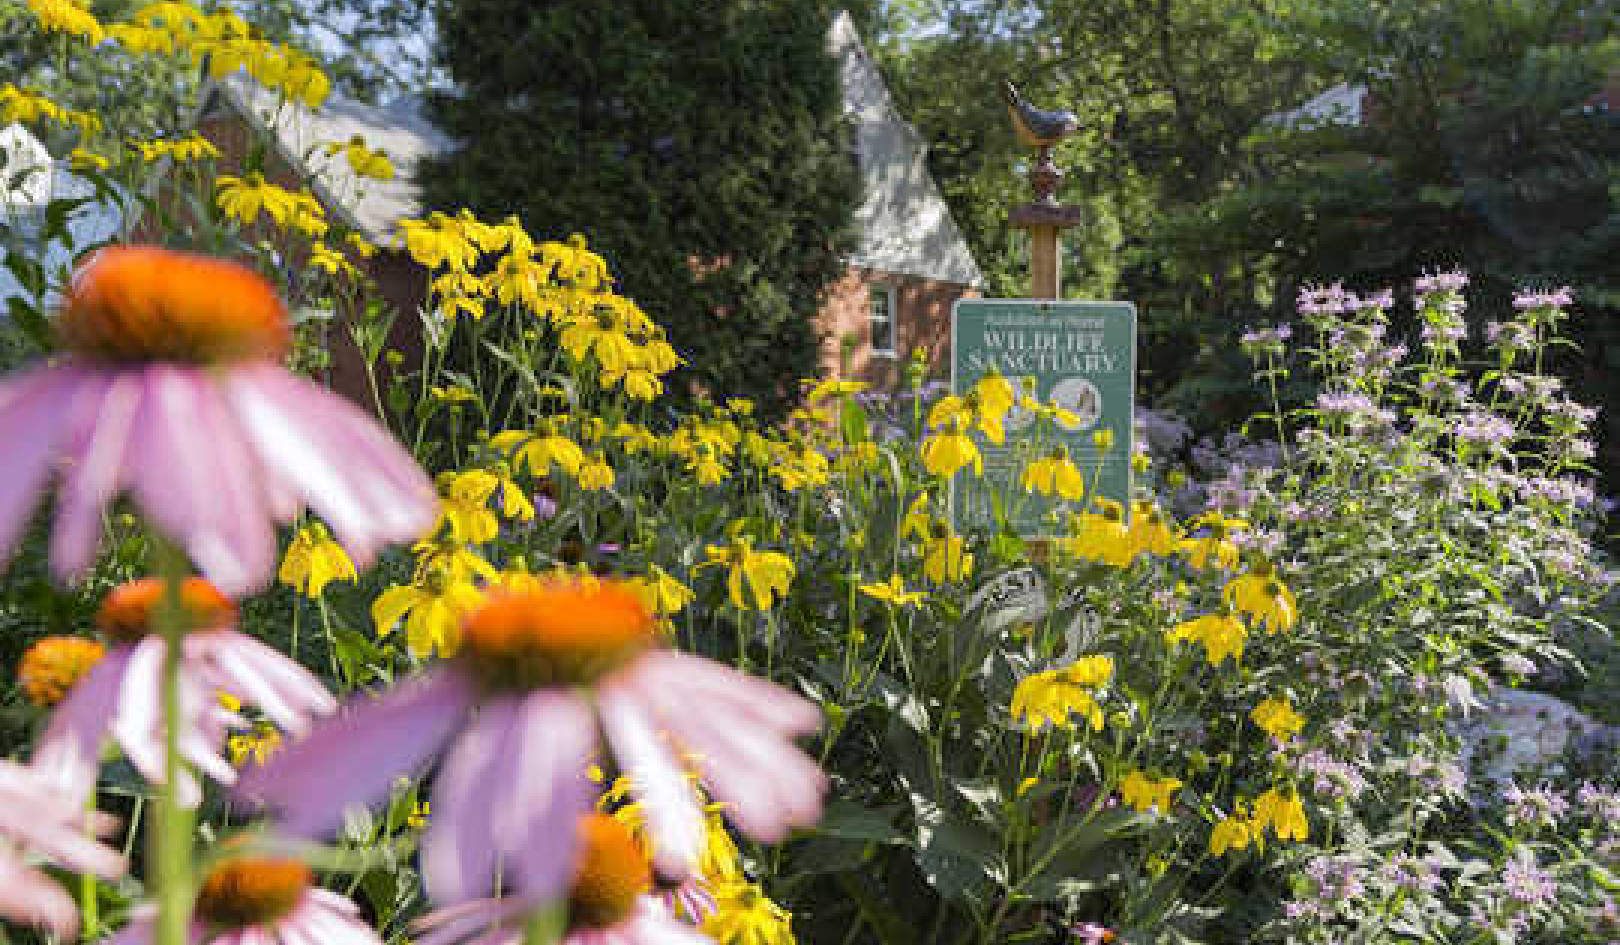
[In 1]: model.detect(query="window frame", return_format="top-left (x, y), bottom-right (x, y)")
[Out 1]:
top-left (868, 281), bottom-right (897, 358)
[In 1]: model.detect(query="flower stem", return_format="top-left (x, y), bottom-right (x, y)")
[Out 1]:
top-left (520, 902), bottom-right (566, 945)
top-left (79, 794), bottom-right (98, 940)
top-left (151, 537), bottom-right (197, 945)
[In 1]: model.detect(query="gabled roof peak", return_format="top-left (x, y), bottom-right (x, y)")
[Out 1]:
top-left (202, 12), bottom-right (983, 287)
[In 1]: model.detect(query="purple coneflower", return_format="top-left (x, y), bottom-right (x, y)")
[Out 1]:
top-left (413, 813), bottom-right (712, 945)
top-left (1070, 921), bottom-right (1117, 944)
top-left (0, 760), bottom-right (126, 935)
top-left (107, 854), bottom-right (380, 945)
top-left (0, 246), bottom-right (434, 595)
top-left (238, 578), bottom-right (824, 906)
top-left (34, 577), bottom-right (335, 807)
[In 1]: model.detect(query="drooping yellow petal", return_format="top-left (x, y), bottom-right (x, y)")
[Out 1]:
top-left (372, 585), bottom-right (423, 638)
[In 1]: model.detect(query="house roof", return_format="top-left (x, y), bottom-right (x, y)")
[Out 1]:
top-left (830, 11), bottom-right (984, 287)
top-left (200, 77), bottom-right (453, 245)
top-left (1265, 83), bottom-right (1368, 130)
top-left (201, 10), bottom-right (983, 288)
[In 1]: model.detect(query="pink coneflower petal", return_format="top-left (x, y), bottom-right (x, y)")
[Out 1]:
top-left (0, 854), bottom-right (80, 935)
top-left (0, 760), bottom-right (126, 936)
top-left (503, 693), bottom-right (598, 898)
top-left (636, 652), bottom-right (822, 735)
top-left (51, 369), bottom-right (137, 581)
top-left (223, 364), bottom-right (435, 566)
top-left (100, 907), bottom-right (156, 945)
top-left (127, 366), bottom-right (275, 596)
top-left (424, 691), bottom-right (596, 904)
top-left (301, 889), bottom-right (381, 945)
top-left (596, 681), bottom-right (704, 881)
top-left (422, 698), bottom-right (514, 904)
top-left (236, 669), bottom-right (476, 837)
top-left (626, 655), bottom-right (825, 841)
top-left (111, 638), bottom-right (231, 806)
top-left (0, 365), bottom-right (81, 557)
top-left (611, 907), bottom-right (717, 945)
top-left (192, 632), bottom-right (336, 737)
top-left (0, 763), bottom-right (125, 879)
top-left (563, 901), bottom-right (714, 945)
top-left (665, 711), bottom-right (825, 842)
top-left (413, 898), bottom-right (530, 945)
top-left (416, 897), bottom-right (711, 945)
top-left (105, 889), bottom-right (382, 945)
top-left (662, 879), bottom-right (716, 923)
top-left (33, 646), bottom-right (131, 804)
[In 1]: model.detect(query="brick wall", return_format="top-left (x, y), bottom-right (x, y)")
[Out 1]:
top-left (185, 109), bottom-right (424, 407)
top-left (818, 265), bottom-right (978, 388)
top-left (193, 109), bottom-right (982, 405)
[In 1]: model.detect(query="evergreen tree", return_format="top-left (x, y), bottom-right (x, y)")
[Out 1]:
top-left (421, 0), bottom-right (861, 417)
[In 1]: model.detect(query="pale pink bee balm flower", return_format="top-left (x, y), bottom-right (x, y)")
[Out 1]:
top-left (0, 759), bottom-right (126, 935)
top-left (239, 579), bottom-right (825, 906)
top-left (0, 245), bottom-right (435, 594)
top-left (105, 854), bottom-right (381, 945)
top-left (33, 577), bottom-right (335, 807)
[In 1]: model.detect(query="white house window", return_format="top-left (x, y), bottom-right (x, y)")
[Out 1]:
top-left (869, 283), bottom-right (896, 356)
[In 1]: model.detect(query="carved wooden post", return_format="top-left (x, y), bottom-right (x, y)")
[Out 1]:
top-left (1010, 148), bottom-right (1084, 300)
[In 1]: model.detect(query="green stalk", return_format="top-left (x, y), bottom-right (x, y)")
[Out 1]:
top-left (520, 902), bottom-right (566, 945)
top-left (79, 795), bottom-right (98, 941)
top-left (151, 537), bottom-right (197, 945)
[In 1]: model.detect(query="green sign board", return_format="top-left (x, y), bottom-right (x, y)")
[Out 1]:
top-left (950, 299), bottom-right (1136, 533)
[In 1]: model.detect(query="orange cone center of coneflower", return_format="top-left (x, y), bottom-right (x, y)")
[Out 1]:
top-left (459, 581), bottom-right (657, 690)
top-left (194, 857), bottom-right (311, 929)
top-left (97, 577), bottom-right (237, 644)
top-left (59, 246), bottom-right (290, 364)
top-left (568, 813), bottom-right (652, 930)
top-left (17, 636), bottom-right (105, 707)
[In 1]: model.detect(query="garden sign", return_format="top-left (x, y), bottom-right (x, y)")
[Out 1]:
top-left (950, 298), bottom-right (1136, 533)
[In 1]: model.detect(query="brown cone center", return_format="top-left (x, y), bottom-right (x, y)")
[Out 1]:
top-left (459, 580), bottom-right (657, 690)
top-left (59, 246), bottom-right (289, 364)
top-left (194, 857), bottom-right (311, 929)
top-left (569, 813), bottom-right (652, 930)
top-left (97, 577), bottom-right (237, 644)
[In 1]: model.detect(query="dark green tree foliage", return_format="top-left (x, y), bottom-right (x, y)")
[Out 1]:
top-left (1192, 0), bottom-right (1620, 476)
top-left (421, 0), bottom-right (860, 417)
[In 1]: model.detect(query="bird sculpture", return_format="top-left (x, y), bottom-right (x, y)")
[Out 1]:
top-left (1002, 80), bottom-right (1080, 149)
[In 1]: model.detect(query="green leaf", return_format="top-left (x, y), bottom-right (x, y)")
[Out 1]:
top-left (817, 799), bottom-right (906, 844)
top-left (914, 815), bottom-right (1001, 904)
top-left (840, 397), bottom-right (870, 445)
top-left (330, 626), bottom-right (389, 686)
top-left (789, 834), bottom-right (873, 875)
top-left (835, 870), bottom-right (917, 945)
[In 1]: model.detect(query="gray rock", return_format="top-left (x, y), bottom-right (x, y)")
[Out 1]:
top-left (1456, 686), bottom-right (1618, 787)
